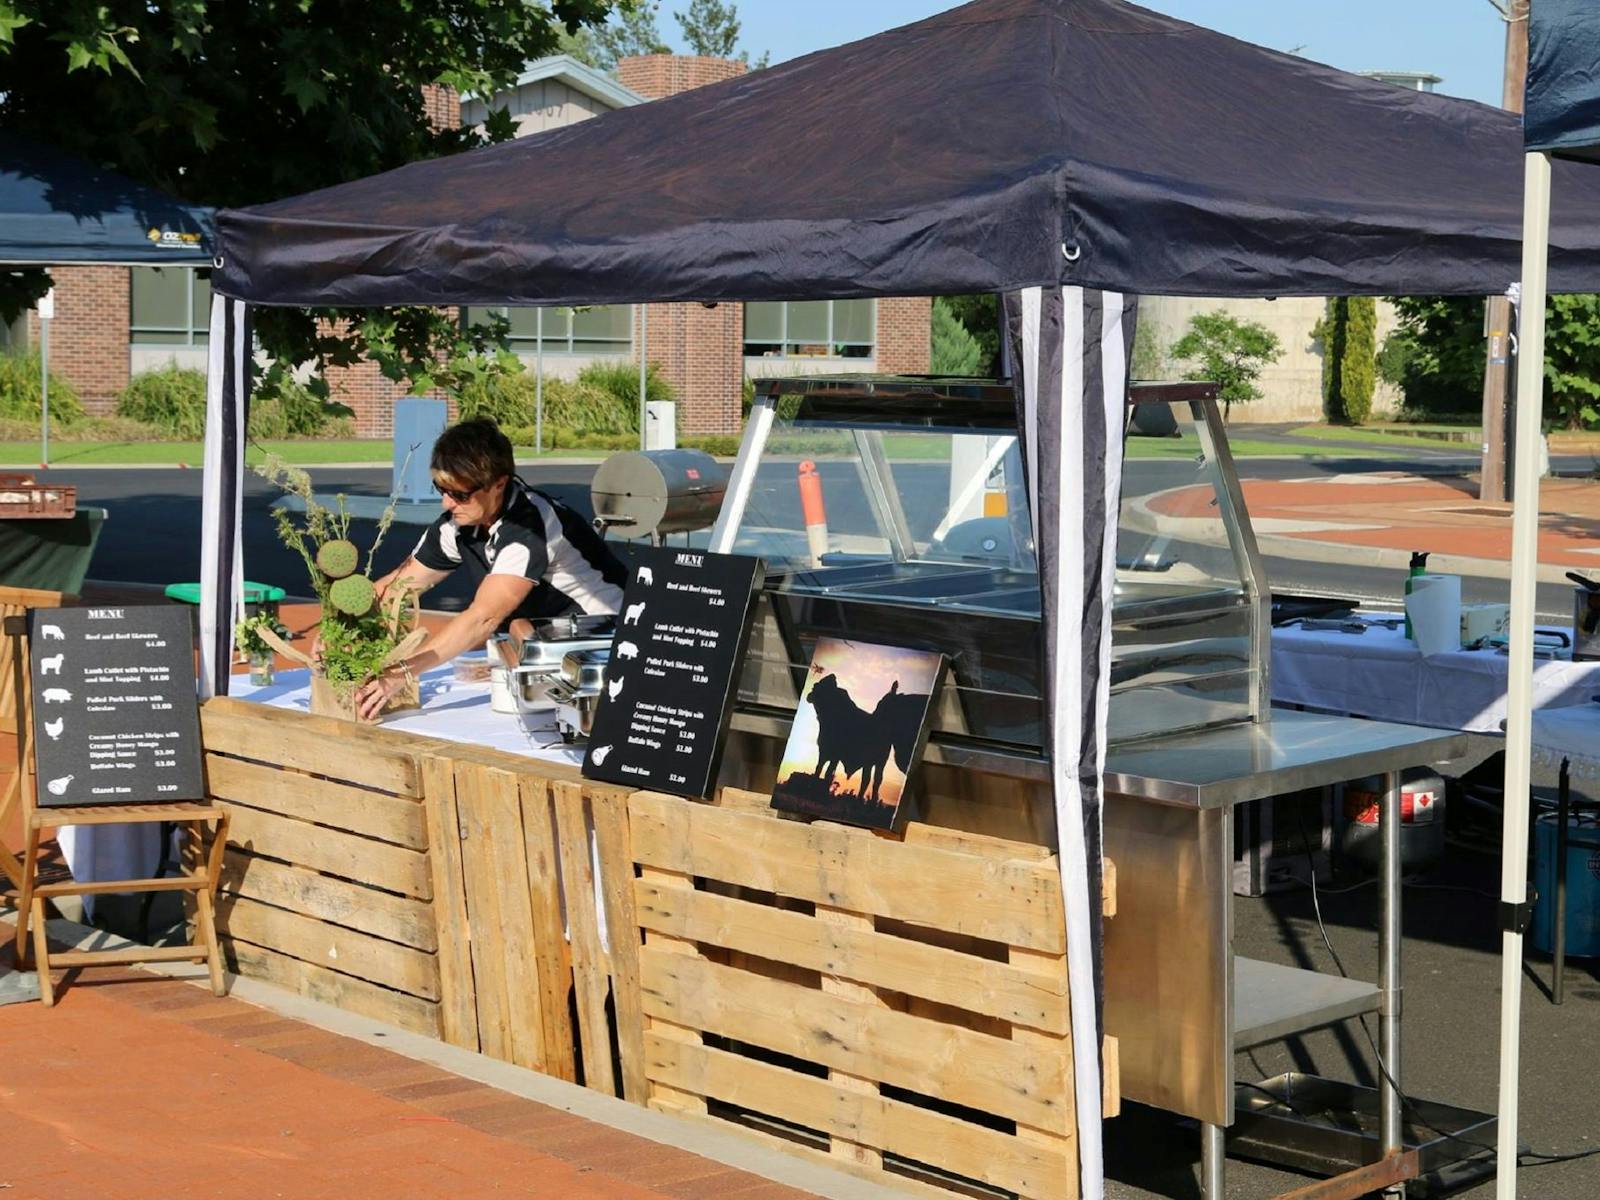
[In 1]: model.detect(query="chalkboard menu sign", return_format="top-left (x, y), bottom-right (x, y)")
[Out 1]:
top-left (581, 547), bottom-right (763, 798)
top-left (27, 605), bottom-right (205, 806)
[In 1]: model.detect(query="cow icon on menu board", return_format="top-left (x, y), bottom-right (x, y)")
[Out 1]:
top-left (624, 601), bottom-right (646, 626)
top-left (40, 624), bottom-right (64, 641)
top-left (41, 688), bottom-right (71, 704)
top-left (637, 566), bottom-right (653, 586)
top-left (43, 718), bottom-right (63, 740)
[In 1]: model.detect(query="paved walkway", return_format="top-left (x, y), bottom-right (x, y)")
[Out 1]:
top-left (0, 949), bottom-right (822, 1200)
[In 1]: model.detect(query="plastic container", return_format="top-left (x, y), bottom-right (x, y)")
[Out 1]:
top-left (165, 580), bottom-right (286, 620)
top-left (453, 650), bottom-right (491, 683)
top-left (1531, 812), bottom-right (1600, 958)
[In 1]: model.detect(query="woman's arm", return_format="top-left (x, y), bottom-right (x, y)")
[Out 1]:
top-left (354, 573), bottom-right (534, 720)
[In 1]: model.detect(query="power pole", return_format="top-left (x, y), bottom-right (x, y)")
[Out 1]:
top-left (1480, 0), bottom-right (1529, 502)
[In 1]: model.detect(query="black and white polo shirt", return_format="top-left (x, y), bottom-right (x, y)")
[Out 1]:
top-left (412, 481), bottom-right (626, 621)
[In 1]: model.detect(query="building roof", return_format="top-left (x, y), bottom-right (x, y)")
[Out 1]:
top-left (476, 55), bottom-right (646, 111)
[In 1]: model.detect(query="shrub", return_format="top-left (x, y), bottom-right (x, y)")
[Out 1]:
top-left (576, 359), bottom-right (676, 413)
top-left (0, 349), bottom-right (86, 425)
top-left (681, 434), bottom-right (741, 456)
top-left (1170, 311), bottom-right (1282, 421)
top-left (115, 364), bottom-right (207, 437)
top-left (930, 297), bottom-right (983, 376)
top-left (1315, 298), bottom-right (1377, 425)
top-left (249, 379), bottom-right (355, 439)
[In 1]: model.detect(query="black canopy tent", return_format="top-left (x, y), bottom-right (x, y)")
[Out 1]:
top-left (200, 3), bottom-right (1600, 1195)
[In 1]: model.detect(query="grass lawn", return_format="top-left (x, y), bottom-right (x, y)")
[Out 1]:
top-left (1287, 423), bottom-right (1473, 450)
top-left (1124, 434), bottom-right (1370, 459)
top-left (1, 440), bottom-right (607, 468)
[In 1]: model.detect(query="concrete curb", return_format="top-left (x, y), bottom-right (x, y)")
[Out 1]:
top-left (6, 913), bottom-right (920, 1200)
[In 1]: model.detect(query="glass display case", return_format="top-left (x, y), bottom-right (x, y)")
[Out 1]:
top-left (712, 375), bottom-right (1269, 755)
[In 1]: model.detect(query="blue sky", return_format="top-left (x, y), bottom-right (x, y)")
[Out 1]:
top-left (657, 1), bottom-right (1512, 108)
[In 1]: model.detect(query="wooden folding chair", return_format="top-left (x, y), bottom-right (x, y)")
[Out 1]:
top-left (4, 615), bottom-right (229, 1005)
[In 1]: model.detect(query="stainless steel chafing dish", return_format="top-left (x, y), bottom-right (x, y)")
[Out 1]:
top-left (491, 618), bottom-right (615, 711)
top-left (710, 374), bottom-right (1269, 758)
top-left (547, 647), bottom-right (612, 741)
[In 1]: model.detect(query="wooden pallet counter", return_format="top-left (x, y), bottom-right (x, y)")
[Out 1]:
top-left (196, 698), bottom-right (1110, 1199)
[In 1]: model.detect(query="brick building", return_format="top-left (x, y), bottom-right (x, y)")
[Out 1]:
top-left (14, 54), bottom-right (931, 438)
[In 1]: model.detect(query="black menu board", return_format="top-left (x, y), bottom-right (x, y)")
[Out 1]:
top-left (581, 547), bottom-right (763, 798)
top-left (28, 605), bottom-right (205, 806)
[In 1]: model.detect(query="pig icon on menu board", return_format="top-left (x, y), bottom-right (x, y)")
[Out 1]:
top-left (41, 688), bottom-right (71, 703)
top-left (616, 641), bottom-right (638, 660)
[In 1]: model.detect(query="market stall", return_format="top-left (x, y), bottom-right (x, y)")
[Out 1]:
top-left (190, 3), bottom-right (1600, 1197)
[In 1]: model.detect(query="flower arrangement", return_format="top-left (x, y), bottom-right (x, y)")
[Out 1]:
top-left (252, 455), bottom-right (424, 721)
top-left (233, 612), bottom-right (289, 659)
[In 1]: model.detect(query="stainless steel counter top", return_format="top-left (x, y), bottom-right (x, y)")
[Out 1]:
top-left (1103, 710), bottom-right (1468, 809)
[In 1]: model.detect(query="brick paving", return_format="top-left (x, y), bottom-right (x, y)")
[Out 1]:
top-left (0, 959), bottom-right (816, 1200)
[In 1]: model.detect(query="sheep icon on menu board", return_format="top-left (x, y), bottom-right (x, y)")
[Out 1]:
top-left (40, 624), bottom-right (64, 641)
top-left (41, 688), bottom-right (71, 703)
top-left (39, 654), bottom-right (64, 676)
top-left (608, 677), bottom-right (625, 700)
top-left (590, 744), bottom-right (613, 765)
top-left (46, 775), bottom-right (74, 797)
top-left (637, 566), bottom-right (653, 586)
top-left (616, 641), bottom-right (638, 660)
top-left (43, 718), bottom-right (63, 740)
top-left (624, 601), bottom-right (646, 626)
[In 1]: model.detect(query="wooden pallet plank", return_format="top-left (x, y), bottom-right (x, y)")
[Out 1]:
top-left (226, 938), bottom-right (439, 1038)
top-left (455, 762), bottom-right (514, 1062)
top-left (217, 801), bottom-right (431, 900)
top-left (901, 822), bottom-right (1053, 861)
top-left (215, 893), bottom-right (439, 1001)
top-left (818, 902), bottom-right (883, 1169)
top-left (555, 779), bottom-right (616, 1096)
top-left (422, 755), bottom-right (478, 1051)
top-left (475, 762), bottom-right (552, 1075)
top-left (634, 879), bottom-right (1068, 1033)
top-left (201, 699), bottom-right (421, 796)
top-left (219, 850), bottom-right (437, 952)
top-left (639, 947), bottom-right (1069, 1133)
top-left (639, 860), bottom-right (706, 1117)
top-left (1010, 943), bottom-right (1078, 1200)
top-left (646, 1034), bottom-right (1072, 1199)
top-left (520, 775), bottom-right (577, 1084)
top-left (629, 792), bottom-right (1064, 952)
top-left (205, 754), bottom-right (427, 850)
top-left (591, 784), bottom-right (647, 1104)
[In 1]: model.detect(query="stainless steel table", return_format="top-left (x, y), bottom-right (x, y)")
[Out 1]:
top-left (1102, 710), bottom-right (1467, 1199)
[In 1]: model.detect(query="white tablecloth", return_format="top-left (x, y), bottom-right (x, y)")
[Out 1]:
top-left (230, 665), bottom-right (587, 771)
top-left (1272, 617), bottom-right (1600, 734)
top-left (1531, 705), bottom-right (1600, 779)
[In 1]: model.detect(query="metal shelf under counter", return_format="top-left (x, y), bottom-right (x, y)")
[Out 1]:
top-left (1233, 957), bottom-right (1379, 1050)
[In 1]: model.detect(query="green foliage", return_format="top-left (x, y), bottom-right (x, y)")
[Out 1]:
top-left (317, 611), bottom-right (399, 688)
top-left (1169, 311), bottom-right (1282, 421)
top-left (330, 574), bottom-right (377, 617)
top-left (0, 349), bottom-right (85, 424)
top-left (572, 1), bottom-right (669, 71)
top-left (937, 295), bottom-right (1001, 377)
top-left (114, 363), bottom-right (207, 437)
top-left (247, 378), bottom-right (356, 440)
top-left (1541, 294), bottom-right (1600, 429)
top-left (674, 0), bottom-right (769, 68)
top-left (0, 0), bottom-right (622, 368)
top-left (234, 613), bottom-right (289, 659)
top-left (317, 539), bottom-right (360, 580)
top-left (930, 298), bottom-right (984, 376)
top-left (1131, 318), bottom-right (1167, 380)
top-left (681, 433), bottom-right (741, 456)
top-left (1342, 297), bottom-right (1377, 425)
top-left (578, 359), bottom-right (677, 411)
top-left (459, 360), bottom-right (674, 438)
top-left (1383, 297), bottom-right (1487, 418)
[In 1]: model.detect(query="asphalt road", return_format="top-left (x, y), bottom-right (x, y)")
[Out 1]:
top-left (44, 446), bottom-right (1582, 621)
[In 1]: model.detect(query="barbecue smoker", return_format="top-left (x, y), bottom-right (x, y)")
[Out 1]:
top-left (707, 375), bottom-right (1268, 791)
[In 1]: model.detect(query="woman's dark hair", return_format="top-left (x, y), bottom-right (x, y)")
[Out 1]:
top-left (430, 417), bottom-right (515, 490)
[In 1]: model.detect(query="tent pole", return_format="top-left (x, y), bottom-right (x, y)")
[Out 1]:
top-left (535, 307), bottom-right (544, 455)
top-left (1496, 148), bottom-right (1551, 1200)
top-left (639, 305), bottom-right (649, 451)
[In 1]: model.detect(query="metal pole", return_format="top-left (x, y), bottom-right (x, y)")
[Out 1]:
top-left (1497, 148), bottom-right (1553, 1200)
top-left (1555, 758), bottom-right (1570, 1006)
top-left (1200, 1121), bottom-right (1225, 1200)
top-left (535, 308), bottom-right (544, 455)
top-left (1379, 767), bottom-right (1403, 1172)
top-left (639, 304), bottom-right (649, 451)
top-left (39, 314), bottom-right (49, 468)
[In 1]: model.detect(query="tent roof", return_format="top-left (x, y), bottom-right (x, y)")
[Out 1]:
top-left (215, 0), bottom-right (1600, 307)
top-left (1526, 0), bottom-right (1600, 163)
top-left (0, 132), bottom-right (214, 267)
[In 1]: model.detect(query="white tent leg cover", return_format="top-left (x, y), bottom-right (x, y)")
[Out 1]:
top-left (200, 294), bottom-right (251, 699)
top-left (1005, 285), bottom-right (1135, 1200)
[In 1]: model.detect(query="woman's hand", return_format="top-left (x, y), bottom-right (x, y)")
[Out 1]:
top-left (355, 665), bottom-right (408, 722)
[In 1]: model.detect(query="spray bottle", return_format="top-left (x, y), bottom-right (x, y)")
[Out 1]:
top-left (1403, 551), bottom-right (1429, 641)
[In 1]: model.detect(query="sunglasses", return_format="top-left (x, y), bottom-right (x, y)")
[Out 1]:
top-left (433, 480), bottom-right (483, 503)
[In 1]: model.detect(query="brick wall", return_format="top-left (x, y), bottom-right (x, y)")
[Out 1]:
top-left (640, 301), bottom-right (744, 436)
top-left (25, 266), bottom-right (130, 415)
top-left (616, 54), bottom-right (745, 98)
top-left (875, 297), bottom-right (932, 376)
top-left (421, 83), bottom-right (462, 134)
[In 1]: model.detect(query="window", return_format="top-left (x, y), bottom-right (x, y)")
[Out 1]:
top-left (130, 267), bottom-right (210, 346)
top-left (464, 305), bottom-right (633, 355)
top-left (743, 299), bottom-right (874, 358)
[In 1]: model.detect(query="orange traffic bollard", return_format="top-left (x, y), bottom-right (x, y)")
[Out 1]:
top-left (797, 460), bottom-right (829, 564)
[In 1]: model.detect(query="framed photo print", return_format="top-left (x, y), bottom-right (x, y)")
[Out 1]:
top-left (770, 637), bottom-right (944, 831)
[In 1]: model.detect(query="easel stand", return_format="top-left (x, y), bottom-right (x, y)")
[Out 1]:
top-left (2, 615), bottom-right (228, 1005)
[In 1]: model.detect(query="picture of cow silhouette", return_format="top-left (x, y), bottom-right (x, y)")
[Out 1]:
top-left (40, 624), bottom-right (64, 641)
top-left (806, 674), bottom-right (929, 807)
